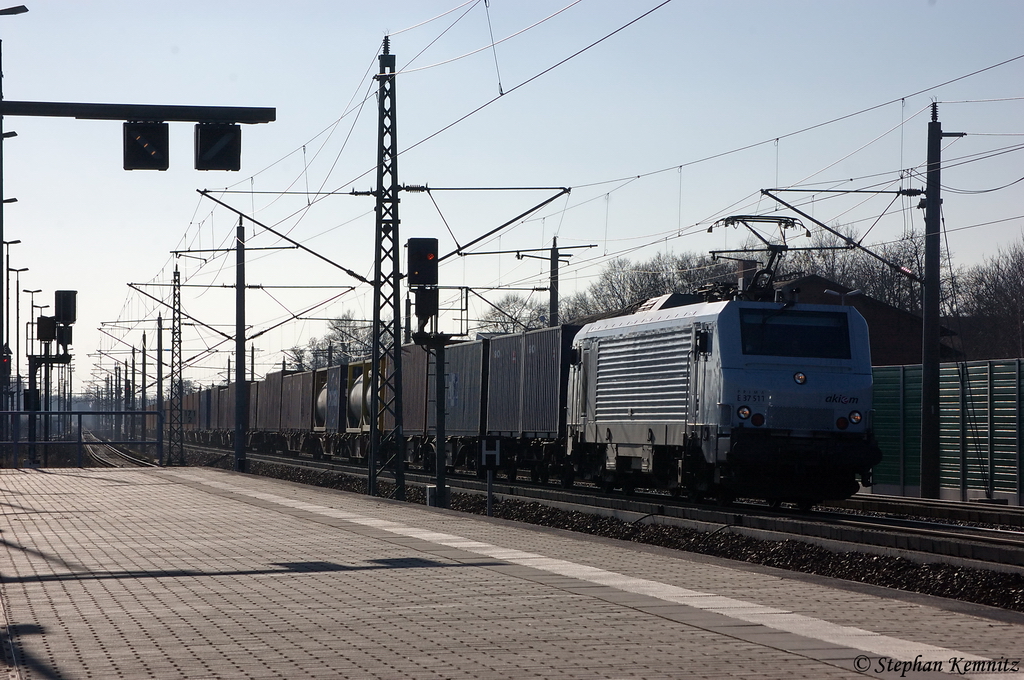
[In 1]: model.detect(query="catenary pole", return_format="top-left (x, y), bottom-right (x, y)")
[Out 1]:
top-left (920, 103), bottom-right (963, 499)
top-left (234, 217), bottom-right (247, 473)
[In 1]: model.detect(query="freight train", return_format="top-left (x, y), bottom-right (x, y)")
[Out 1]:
top-left (175, 293), bottom-right (883, 508)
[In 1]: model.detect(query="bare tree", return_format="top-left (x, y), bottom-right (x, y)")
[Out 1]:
top-left (954, 240), bottom-right (1024, 358)
top-left (284, 310), bottom-right (372, 370)
top-left (781, 225), bottom-right (959, 317)
top-left (559, 290), bottom-right (599, 323)
top-left (782, 223), bottom-right (861, 284)
top-left (284, 345), bottom-right (307, 371)
top-left (476, 293), bottom-right (547, 334)
top-left (585, 253), bottom-right (732, 312)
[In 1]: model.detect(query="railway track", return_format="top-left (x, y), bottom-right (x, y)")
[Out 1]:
top-left (84, 433), bottom-right (157, 468)
top-left (828, 493), bottom-right (1024, 530)
top-left (237, 450), bottom-right (1024, 573)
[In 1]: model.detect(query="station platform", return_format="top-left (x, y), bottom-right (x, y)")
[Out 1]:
top-left (0, 468), bottom-right (1021, 680)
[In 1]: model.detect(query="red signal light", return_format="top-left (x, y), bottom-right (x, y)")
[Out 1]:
top-left (408, 238), bottom-right (439, 286)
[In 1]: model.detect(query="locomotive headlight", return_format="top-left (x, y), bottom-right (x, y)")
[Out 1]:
top-left (849, 410), bottom-right (863, 425)
top-left (794, 372), bottom-right (807, 384)
top-left (737, 406), bottom-right (751, 420)
top-left (751, 413), bottom-right (766, 427)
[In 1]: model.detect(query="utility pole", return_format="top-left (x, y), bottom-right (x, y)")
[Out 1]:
top-left (156, 315), bottom-right (164, 466)
top-left (368, 37), bottom-right (405, 499)
top-left (130, 346), bottom-right (136, 442)
top-left (920, 103), bottom-right (963, 499)
top-left (234, 216), bottom-right (247, 473)
top-left (547, 237), bottom-right (584, 327)
top-left (141, 332), bottom-right (147, 443)
top-left (169, 267), bottom-right (184, 466)
top-left (114, 362), bottom-right (121, 442)
top-left (549, 237), bottom-right (559, 326)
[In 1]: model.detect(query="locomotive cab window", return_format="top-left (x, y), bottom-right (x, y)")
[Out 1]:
top-left (740, 310), bottom-right (851, 359)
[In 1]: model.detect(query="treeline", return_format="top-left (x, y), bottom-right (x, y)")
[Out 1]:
top-left (286, 226), bottom-right (1023, 368)
top-left (286, 311), bottom-right (372, 371)
top-left (480, 226), bottom-right (941, 332)
top-left (481, 226), bottom-right (1022, 361)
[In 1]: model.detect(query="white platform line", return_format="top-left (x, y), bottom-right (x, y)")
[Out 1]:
top-left (180, 473), bottom-right (992, 669)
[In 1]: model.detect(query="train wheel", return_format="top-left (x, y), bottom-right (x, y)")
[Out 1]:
top-left (767, 498), bottom-right (782, 510)
top-left (530, 466), bottom-right (540, 483)
top-left (422, 443), bottom-right (436, 473)
top-left (797, 500), bottom-right (815, 512)
top-left (559, 468), bottom-right (575, 489)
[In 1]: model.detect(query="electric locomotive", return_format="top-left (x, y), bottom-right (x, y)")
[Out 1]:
top-left (566, 297), bottom-right (882, 506)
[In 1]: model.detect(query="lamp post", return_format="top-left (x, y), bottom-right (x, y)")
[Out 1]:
top-left (4, 239), bottom-right (19, 343)
top-left (29, 299), bottom-right (44, 359)
top-left (0, 5), bottom-right (27, 428)
top-left (23, 288), bottom-right (38, 358)
top-left (8, 265), bottom-right (23, 406)
top-left (0, 239), bottom-right (13, 415)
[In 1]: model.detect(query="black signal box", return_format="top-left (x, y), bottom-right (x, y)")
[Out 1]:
top-left (414, 287), bottom-right (439, 319)
top-left (195, 123), bottom-right (242, 171)
top-left (124, 122), bottom-right (169, 170)
top-left (407, 238), bottom-right (439, 286)
top-left (57, 325), bottom-right (73, 349)
top-left (37, 316), bottom-right (57, 343)
top-left (55, 290), bottom-right (77, 325)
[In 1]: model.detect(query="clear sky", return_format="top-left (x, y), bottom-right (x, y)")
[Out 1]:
top-left (1, 0), bottom-right (1022, 393)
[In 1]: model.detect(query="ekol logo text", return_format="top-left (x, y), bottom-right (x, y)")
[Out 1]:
top-left (826, 394), bottom-right (859, 404)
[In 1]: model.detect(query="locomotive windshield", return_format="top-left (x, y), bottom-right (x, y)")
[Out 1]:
top-left (740, 309), bottom-right (851, 359)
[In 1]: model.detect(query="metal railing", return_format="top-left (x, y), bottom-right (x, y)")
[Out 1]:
top-left (0, 410), bottom-right (164, 468)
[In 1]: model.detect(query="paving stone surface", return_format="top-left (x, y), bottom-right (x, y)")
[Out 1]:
top-left (0, 467), bottom-right (1020, 679)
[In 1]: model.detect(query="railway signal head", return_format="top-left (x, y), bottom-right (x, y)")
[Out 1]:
top-left (407, 238), bottom-right (438, 286)
top-left (123, 122), bottom-right (169, 170)
top-left (414, 287), bottom-right (439, 323)
top-left (195, 123), bottom-right (242, 171)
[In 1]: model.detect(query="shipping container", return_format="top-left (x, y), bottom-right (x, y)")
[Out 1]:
top-left (521, 325), bottom-right (578, 438)
top-left (324, 365), bottom-right (345, 432)
top-left (198, 389), bottom-right (213, 431)
top-left (213, 386), bottom-right (228, 430)
top-left (255, 370), bottom-right (293, 431)
top-left (485, 326), bottom-right (579, 438)
top-left (441, 339), bottom-right (488, 437)
top-left (217, 382), bottom-right (255, 430)
top-left (248, 381), bottom-right (260, 430)
top-left (281, 371), bottom-right (315, 431)
top-left (485, 333), bottom-right (524, 435)
top-left (402, 344), bottom-right (430, 436)
top-left (182, 390), bottom-right (199, 431)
